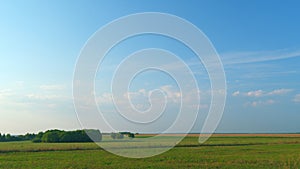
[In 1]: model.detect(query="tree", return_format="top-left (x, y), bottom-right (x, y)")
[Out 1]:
top-left (32, 132), bottom-right (43, 142)
top-left (5, 134), bottom-right (12, 141)
top-left (128, 133), bottom-right (135, 139)
top-left (119, 131), bottom-right (135, 139)
top-left (32, 137), bottom-right (42, 143)
top-left (24, 133), bottom-right (36, 140)
top-left (41, 130), bottom-right (61, 143)
top-left (35, 129), bottom-right (102, 143)
top-left (110, 132), bottom-right (124, 139)
top-left (0, 129), bottom-right (102, 143)
top-left (85, 129), bottom-right (102, 142)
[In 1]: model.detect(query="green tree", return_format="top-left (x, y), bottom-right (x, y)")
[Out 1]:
top-left (128, 133), bottom-right (135, 139)
top-left (5, 134), bottom-right (12, 141)
top-left (41, 130), bottom-right (61, 143)
top-left (110, 132), bottom-right (124, 139)
top-left (35, 129), bottom-right (102, 143)
top-left (85, 129), bottom-right (102, 142)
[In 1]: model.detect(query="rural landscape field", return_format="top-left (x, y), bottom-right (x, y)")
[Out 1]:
top-left (0, 134), bottom-right (300, 169)
top-left (1, 1), bottom-right (300, 168)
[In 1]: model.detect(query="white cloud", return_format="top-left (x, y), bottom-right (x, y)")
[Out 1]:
top-left (246, 99), bottom-right (276, 107)
top-left (0, 89), bottom-right (15, 100)
top-left (233, 89), bottom-right (292, 97)
top-left (96, 85), bottom-right (206, 111)
top-left (232, 91), bottom-right (240, 96)
top-left (246, 90), bottom-right (264, 97)
top-left (124, 89), bottom-right (147, 98)
top-left (222, 49), bottom-right (300, 65)
top-left (293, 94), bottom-right (300, 103)
top-left (26, 94), bottom-right (69, 101)
top-left (39, 84), bottom-right (66, 90)
top-left (96, 93), bottom-right (113, 104)
top-left (0, 89), bottom-right (13, 96)
top-left (266, 99), bottom-right (275, 105)
top-left (267, 89), bottom-right (293, 95)
top-left (121, 85), bottom-right (181, 104)
top-left (160, 85), bottom-right (181, 103)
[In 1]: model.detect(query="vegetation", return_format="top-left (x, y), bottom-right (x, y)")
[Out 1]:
top-left (110, 132), bottom-right (124, 139)
top-left (110, 132), bottom-right (135, 139)
top-left (1, 129), bottom-right (102, 143)
top-left (0, 135), bottom-right (300, 168)
top-left (35, 129), bottom-right (102, 143)
top-left (0, 133), bottom-right (36, 142)
top-left (120, 131), bottom-right (135, 139)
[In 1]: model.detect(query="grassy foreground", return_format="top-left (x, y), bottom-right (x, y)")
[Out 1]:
top-left (0, 135), bottom-right (300, 168)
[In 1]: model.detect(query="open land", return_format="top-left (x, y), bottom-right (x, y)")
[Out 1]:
top-left (0, 134), bottom-right (299, 168)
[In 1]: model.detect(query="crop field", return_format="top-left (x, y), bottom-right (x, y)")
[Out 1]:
top-left (0, 134), bottom-right (300, 169)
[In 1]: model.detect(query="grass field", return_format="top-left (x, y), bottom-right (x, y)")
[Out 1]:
top-left (0, 134), bottom-right (300, 168)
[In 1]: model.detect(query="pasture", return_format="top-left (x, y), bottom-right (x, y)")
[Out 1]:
top-left (0, 134), bottom-right (300, 168)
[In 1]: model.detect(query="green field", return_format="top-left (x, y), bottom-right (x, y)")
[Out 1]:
top-left (0, 135), bottom-right (300, 169)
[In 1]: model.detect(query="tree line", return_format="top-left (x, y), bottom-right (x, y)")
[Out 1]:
top-left (0, 129), bottom-right (102, 143)
top-left (0, 130), bottom-right (136, 142)
top-left (32, 129), bottom-right (102, 143)
top-left (0, 133), bottom-right (36, 142)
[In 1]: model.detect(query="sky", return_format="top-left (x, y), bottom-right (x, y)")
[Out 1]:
top-left (0, 0), bottom-right (300, 134)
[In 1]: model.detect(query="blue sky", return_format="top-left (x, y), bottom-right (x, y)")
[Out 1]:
top-left (0, 1), bottom-right (300, 134)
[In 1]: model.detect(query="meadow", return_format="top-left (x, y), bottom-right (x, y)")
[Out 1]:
top-left (0, 134), bottom-right (299, 168)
